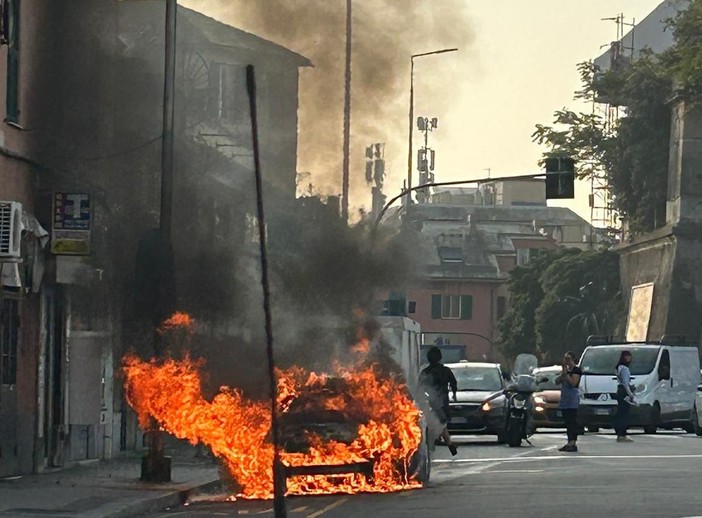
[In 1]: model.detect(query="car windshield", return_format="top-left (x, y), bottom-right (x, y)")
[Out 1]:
top-left (580, 346), bottom-right (660, 376)
top-left (452, 366), bottom-right (503, 392)
top-left (533, 370), bottom-right (560, 390)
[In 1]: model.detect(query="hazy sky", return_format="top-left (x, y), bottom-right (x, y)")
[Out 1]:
top-left (181, 0), bottom-right (665, 222)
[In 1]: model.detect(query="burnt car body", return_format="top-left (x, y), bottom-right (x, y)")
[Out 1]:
top-left (445, 362), bottom-right (510, 442)
top-left (277, 374), bottom-right (431, 485)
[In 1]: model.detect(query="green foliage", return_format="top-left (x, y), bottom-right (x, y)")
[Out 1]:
top-left (497, 249), bottom-right (567, 360)
top-left (498, 250), bottom-right (622, 364)
top-left (533, 0), bottom-right (702, 236)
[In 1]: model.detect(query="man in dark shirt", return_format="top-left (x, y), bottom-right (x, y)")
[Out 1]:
top-left (419, 346), bottom-right (458, 455)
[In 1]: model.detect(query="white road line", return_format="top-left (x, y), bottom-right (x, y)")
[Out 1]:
top-left (488, 469), bottom-right (545, 474)
top-left (433, 453), bottom-right (702, 464)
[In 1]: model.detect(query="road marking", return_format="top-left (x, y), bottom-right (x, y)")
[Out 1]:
top-left (292, 506), bottom-right (309, 512)
top-left (307, 497), bottom-right (349, 518)
top-left (433, 453), bottom-right (702, 464)
top-left (488, 469), bottom-right (544, 474)
top-left (432, 449), bottom-right (536, 482)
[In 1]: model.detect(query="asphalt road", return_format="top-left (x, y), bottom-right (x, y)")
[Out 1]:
top-left (143, 429), bottom-right (702, 518)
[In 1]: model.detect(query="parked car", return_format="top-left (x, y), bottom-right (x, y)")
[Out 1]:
top-left (532, 365), bottom-right (563, 430)
top-left (578, 342), bottom-right (701, 433)
top-left (445, 362), bottom-right (510, 443)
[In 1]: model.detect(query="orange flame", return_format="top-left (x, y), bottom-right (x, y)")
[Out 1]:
top-left (123, 349), bottom-right (422, 499)
top-left (157, 311), bottom-right (195, 335)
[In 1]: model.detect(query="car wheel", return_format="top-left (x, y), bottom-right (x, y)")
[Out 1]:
top-left (496, 429), bottom-right (508, 444)
top-left (643, 403), bottom-right (660, 434)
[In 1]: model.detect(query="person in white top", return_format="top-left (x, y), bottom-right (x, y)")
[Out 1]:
top-left (614, 350), bottom-right (635, 443)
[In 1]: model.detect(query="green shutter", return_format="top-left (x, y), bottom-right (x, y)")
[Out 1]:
top-left (431, 295), bottom-right (441, 319)
top-left (5, 0), bottom-right (19, 123)
top-left (460, 295), bottom-right (473, 320)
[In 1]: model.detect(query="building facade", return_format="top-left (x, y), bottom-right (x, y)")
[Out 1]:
top-left (385, 180), bottom-right (594, 362)
top-left (0, 0), bottom-right (307, 476)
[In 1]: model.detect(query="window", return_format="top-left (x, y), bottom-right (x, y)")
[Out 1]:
top-left (516, 248), bottom-right (530, 266)
top-left (442, 295), bottom-right (460, 319)
top-left (4, 0), bottom-right (19, 123)
top-left (658, 349), bottom-right (671, 381)
top-left (211, 62), bottom-right (247, 125)
top-left (431, 294), bottom-right (472, 320)
top-left (1, 297), bottom-right (19, 385)
top-left (497, 296), bottom-right (507, 320)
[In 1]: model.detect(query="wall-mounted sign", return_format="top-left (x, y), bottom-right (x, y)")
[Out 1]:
top-left (626, 282), bottom-right (654, 342)
top-left (51, 192), bottom-right (91, 255)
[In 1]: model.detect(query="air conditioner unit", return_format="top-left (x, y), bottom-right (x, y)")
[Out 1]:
top-left (0, 201), bottom-right (22, 258)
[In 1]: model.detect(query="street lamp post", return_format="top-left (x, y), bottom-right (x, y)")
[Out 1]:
top-left (406, 48), bottom-right (458, 207)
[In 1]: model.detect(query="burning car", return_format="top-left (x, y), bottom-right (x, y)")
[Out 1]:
top-left (123, 316), bottom-right (429, 498)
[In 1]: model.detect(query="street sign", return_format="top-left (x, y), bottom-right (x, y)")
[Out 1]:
top-left (51, 192), bottom-right (91, 255)
top-left (545, 157), bottom-right (575, 199)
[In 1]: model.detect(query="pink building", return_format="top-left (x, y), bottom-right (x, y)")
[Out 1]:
top-left (383, 182), bottom-right (594, 364)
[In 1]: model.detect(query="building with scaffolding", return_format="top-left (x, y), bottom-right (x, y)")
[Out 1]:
top-left (591, 1), bottom-right (689, 239)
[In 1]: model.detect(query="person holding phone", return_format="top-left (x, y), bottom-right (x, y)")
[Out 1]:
top-left (615, 350), bottom-right (635, 443)
top-left (555, 351), bottom-right (582, 452)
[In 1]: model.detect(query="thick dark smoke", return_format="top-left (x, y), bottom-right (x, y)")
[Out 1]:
top-left (181, 0), bottom-right (474, 210)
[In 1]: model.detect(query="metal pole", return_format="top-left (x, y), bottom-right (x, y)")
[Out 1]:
top-left (142, 0), bottom-right (177, 484)
top-left (341, 0), bottom-right (352, 223)
top-left (246, 65), bottom-right (287, 518)
top-left (406, 57), bottom-right (414, 208)
top-left (405, 48), bottom-right (458, 209)
top-left (160, 0), bottom-right (177, 239)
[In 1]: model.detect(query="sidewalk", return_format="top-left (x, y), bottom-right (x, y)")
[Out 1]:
top-left (0, 441), bottom-right (220, 518)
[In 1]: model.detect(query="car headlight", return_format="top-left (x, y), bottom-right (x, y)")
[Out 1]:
top-left (534, 396), bottom-right (546, 405)
top-left (635, 384), bottom-right (646, 393)
top-left (482, 402), bottom-right (491, 412)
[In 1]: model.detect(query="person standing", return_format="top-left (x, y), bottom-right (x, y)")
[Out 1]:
top-left (615, 350), bottom-right (635, 443)
top-left (419, 346), bottom-right (459, 455)
top-left (555, 351), bottom-right (582, 452)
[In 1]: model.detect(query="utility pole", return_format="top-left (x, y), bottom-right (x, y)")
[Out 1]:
top-left (141, 0), bottom-right (176, 484)
top-left (341, 0), bottom-right (352, 223)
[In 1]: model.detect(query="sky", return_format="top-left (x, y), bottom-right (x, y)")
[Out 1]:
top-left (180, 0), bottom-right (665, 223)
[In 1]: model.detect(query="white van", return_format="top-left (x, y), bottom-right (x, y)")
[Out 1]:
top-left (578, 343), bottom-right (701, 433)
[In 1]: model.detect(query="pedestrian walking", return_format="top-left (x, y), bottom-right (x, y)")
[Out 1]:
top-left (419, 346), bottom-right (459, 456)
top-left (615, 350), bottom-right (636, 442)
top-left (555, 351), bottom-right (582, 452)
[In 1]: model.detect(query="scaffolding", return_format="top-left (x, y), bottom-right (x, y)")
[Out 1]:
top-left (590, 13), bottom-right (636, 242)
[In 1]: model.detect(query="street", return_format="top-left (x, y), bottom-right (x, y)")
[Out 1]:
top-left (141, 429), bottom-right (702, 518)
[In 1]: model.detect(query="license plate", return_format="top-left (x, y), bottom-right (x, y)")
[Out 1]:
top-left (450, 417), bottom-right (468, 424)
top-left (595, 408), bottom-right (610, 416)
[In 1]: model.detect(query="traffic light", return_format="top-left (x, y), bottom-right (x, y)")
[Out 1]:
top-left (545, 157), bottom-right (575, 199)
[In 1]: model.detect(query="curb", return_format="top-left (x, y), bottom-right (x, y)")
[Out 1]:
top-left (84, 477), bottom-right (221, 518)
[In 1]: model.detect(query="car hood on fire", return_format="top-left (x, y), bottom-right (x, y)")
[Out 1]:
top-left (452, 390), bottom-right (503, 404)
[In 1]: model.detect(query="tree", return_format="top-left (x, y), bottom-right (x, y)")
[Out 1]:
top-left (498, 249), bottom-right (622, 364)
top-left (535, 250), bottom-right (622, 362)
top-left (497, 249), bottom-right (568, 360)
top-left (533, 56), bottom-right (671, 236)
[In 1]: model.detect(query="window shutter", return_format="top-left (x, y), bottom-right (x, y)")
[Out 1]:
top-left (431, 295), bottom-right (441, 319)
top-left (5, 0), bottom-right (19, 123)
top-left (460, 295), bottom-right (473, 320)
